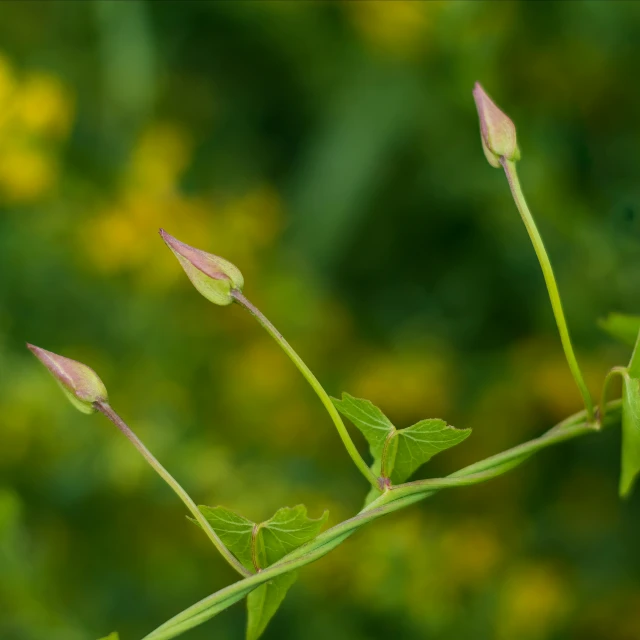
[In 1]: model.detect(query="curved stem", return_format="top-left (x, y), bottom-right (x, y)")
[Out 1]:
top-left (501, 159), bottom-right (594, 422)
top-left (95, 402), bottom-right (251, 578)
top-left (142, 400), bottom-right (622, 640)
top-left (231, 290), bottom-right (379, 489)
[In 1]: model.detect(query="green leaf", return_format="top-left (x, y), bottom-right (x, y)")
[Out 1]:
top-left (332, 393), bottom-right (394, 459)
top-left (246, 572), bottom-right (297, 640)
top-left (620, 331), bottom-right (640, 497)
top-left (194, 504), bottom-right (327, 639)
top-left (256, 505), bottom-right (329, 567)
top-left (194, 506), bottom-right (255, 571)
top-left (334, 392), bottom-right (471, 486)
top-left (620, 372), bottom-right (640, 497)
top-left (598, 313), bottom-right (640, 347)
top-left (390, 419), bottom-right (473, 484)
top-left (97, 634), bottom-right (119, 640)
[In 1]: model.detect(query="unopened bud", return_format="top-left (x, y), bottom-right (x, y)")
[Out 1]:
top-left (159, 229), bottom-right (244, 306)
top-left (472, 82), bottom-right (520, 168)
top-left (27, 344), bottom-right (108, 414)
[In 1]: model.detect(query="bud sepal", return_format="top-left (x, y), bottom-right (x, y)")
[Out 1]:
top-left (472, 82), bottom-right (520, 167)
top-left (27, 344), bottom-right (108, 413)
top-left (159, 229), bottom-right (244, 306)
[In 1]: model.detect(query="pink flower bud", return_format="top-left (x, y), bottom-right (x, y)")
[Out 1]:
top-left (159, 229), bottom-right (244, 306)
top-left (472, 82), bottom-right (520, 168)
top-left (27, 344), bottom-right (108, 414)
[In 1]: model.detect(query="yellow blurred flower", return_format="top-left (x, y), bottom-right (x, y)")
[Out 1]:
top-left (348, 1), bottom-right (435, 59)
top-left (440, 520), bottom-right (501, 588)
top-left (498, 562), bottom-right (572, 640)
top-left (81, 118), bottom-right (283, 295)
top-left (0, 52), bottom-right (73, 204)
top-left (0, 54), bottom-right (17, 129)
top-left (0, 146), bottom-right (57, 203)
top-left (350, 348), bottom-right (452, 424)
top-left (16, 72), bottom-right (74, 138)
top-left (129, 123), bottom-right (193, 192)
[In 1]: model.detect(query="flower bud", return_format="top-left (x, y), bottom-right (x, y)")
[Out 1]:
top-left (159, 229), bottom-right (244, 306)
top-left (27, 344), bottom-right (108, 414)
top-left (472, 82), bottom-right (520, 168)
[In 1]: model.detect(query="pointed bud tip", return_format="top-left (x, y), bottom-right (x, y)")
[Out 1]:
top-left (159, 229), bottom-right (244, 306)
top-left (27, 343), bottom-right (108, 414)
top-left (472, 82), bottom-right (520, 167)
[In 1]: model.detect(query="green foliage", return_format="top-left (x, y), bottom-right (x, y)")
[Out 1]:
top-left (193, 505), bottom-right (328, 639)
top-left (97, 633), bottom-right (119, 640)
top-left (246, 572), bottom-right (297, 640)
top-left (390, 419), bottom-right (473, 483)
top-left (619, 333), bottom-right (640, 497)
top-left (330, 393), bottom-right (394, 460)
top-left (620, 373), bottom-right (640, 497)
top-left (598, 313), bottom-right (640, 347)
top-left (9, 5), bottom-right (640, 636)
top-left (333, 393), bottom-right (472, 492)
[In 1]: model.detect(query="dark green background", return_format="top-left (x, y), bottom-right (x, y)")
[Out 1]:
top-left (1, 2), bottom-right (639, 639)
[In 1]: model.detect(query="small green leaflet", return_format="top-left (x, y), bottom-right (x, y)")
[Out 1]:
top-left (620, 331), bottom-right (640, 497)
top-left (196, 506), bottom-right (255, 569)
top-left (246, 570), bottom-right (297, 640)
top-left (598, 313), bottom-right (640, 347)
top-left (390, 419), bottom-right (473, 483)
top-left (194, 504), bottom-right (328, 640)
top-left (333, 393), bottom-right (471, 487)
top-left (330, 393), bottom-right (395, 459)
top-left (97, 634), bottom-right (119, 640)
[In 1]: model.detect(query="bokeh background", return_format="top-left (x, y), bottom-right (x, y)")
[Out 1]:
top-left (2, 1), bottom-right (640, 639)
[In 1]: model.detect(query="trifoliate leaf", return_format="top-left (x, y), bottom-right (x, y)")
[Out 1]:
top-left (598, 313), bottom-right (640, 347)
top-left (194, 504), bottom-right (328, 640)
top-left (333, 392), bottom-right (471, 487)
top-left (620, 332), bottom-right (640, 497)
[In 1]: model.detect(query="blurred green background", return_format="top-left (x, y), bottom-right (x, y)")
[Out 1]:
top-left (1, 1), bottom-right (640, 639)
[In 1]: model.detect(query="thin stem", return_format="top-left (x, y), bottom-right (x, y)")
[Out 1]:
top-left (231, 290), bottom-right (379, 489)
top-left (501, 159), bottom-right (594, 422)
top-left (599, 367), bottom-right (626, 426)
top-left (142, 399), bottom-right (622, 640)
top-left (94, 402), bottom-right (251, 578)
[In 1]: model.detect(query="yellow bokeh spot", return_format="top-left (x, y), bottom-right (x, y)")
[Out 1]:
top-left (16, 72), bottom-right (74, 138)
top-left (0, 52), bottom-right (73, 204)
top-left (129, 123), bottom-right (193, 192)
top-left (0, 54), bottom-right (17, 128)
top-left (350, 349), bottom-right (452, 424)
top-left (441, 520), bottom-right (501, 587)
top-left (0, 147), bottom-right (57, 203)
top-left (498, 563), bottom-right (572, 640)
top-left (232, 339), bottom-right (296, 399)
top-left (348, 1), bottom-right (435, 58)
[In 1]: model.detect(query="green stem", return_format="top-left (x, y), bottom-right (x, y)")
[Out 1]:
top-left (501, 159), bottom-right (594, 422)
top-left (141, 400), bottom-right (622, 640)
top-left (231, 290), bottom-right (379, 489)
top-left (95, 402), bottom-right (251, 578)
